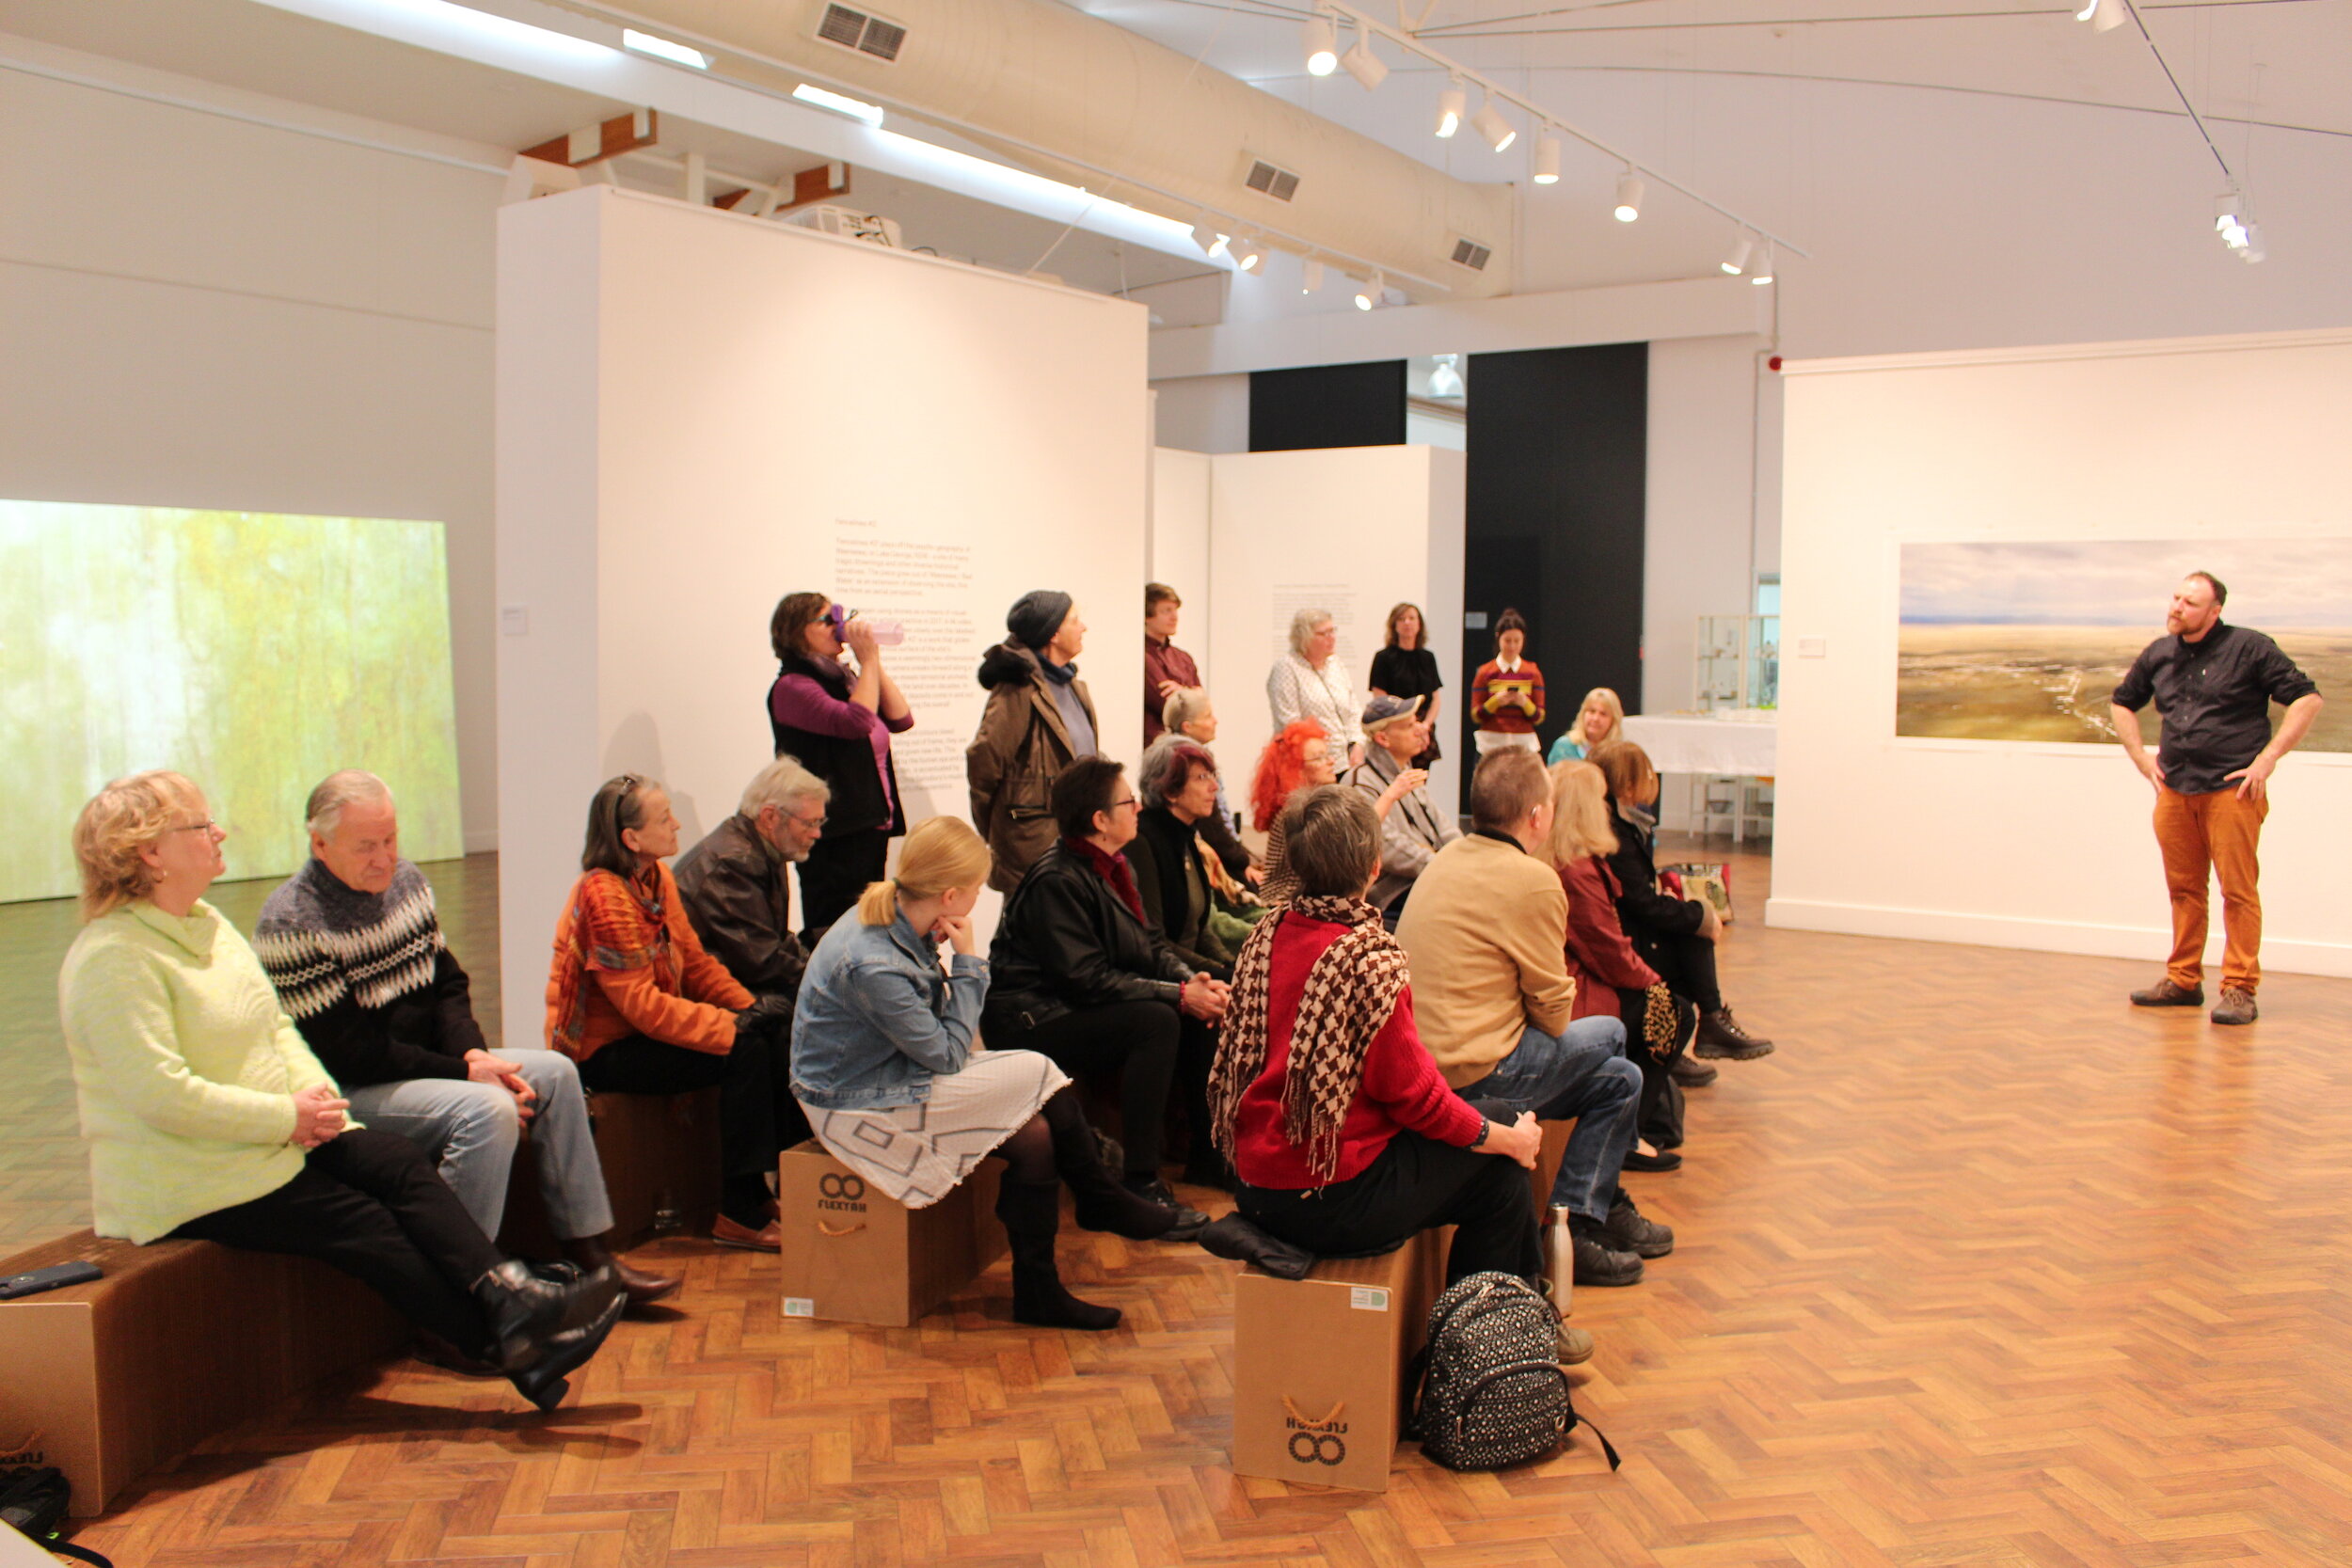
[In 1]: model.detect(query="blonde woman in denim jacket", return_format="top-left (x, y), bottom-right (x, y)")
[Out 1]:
top-left (788, 816), bottom-right (1202, 1330)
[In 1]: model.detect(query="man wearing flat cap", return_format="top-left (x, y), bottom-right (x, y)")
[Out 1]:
top-left (1344, 692), bottom-right (1459, 925)
top-left (969, 590), bottom-right (1100, 892)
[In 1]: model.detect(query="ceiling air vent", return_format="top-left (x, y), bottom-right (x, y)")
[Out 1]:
top-left (1244, 158), bottom-right (1301, 203)
top-left (816, 4), bottom-right (907, 62)
top-left (1450, 237), bottom-right (1493, 272)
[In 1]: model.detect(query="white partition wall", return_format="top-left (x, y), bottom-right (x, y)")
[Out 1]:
top-left (496, 186), bottom-right (1149, 1049)
top-left (1771, 330), bottom-right (2352, 976)
top-left (1178, 447), bottom-right (1468, 819)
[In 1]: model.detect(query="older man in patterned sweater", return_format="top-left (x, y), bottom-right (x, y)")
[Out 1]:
top-left (255, 770), bottom-right (676, 1307)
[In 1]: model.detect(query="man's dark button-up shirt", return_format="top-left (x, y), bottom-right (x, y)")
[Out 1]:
top-left (2111, 622), bottom-right (2318, 795)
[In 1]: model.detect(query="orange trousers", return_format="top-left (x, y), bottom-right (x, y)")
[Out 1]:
top-left (2152, 784), bottom-right (2268, 993)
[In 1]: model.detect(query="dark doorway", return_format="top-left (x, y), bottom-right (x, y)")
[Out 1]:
top-left (1459, 343), bottom-right (1647, 803)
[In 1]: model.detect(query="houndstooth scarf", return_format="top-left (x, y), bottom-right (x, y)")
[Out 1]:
top-left (1207, 895), bottom-right (1412, 1180)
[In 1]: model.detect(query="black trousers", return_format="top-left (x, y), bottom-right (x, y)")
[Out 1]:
top-left (1640, 927), bottom-right (1723, 1014)
top-left (797, 828), bottom-right (890, 946)
top-left (989, 999), bottom-right (1180, 1178)
top-left (579, 1017), bottom-right (808, 1182)
top-left (1235, 1102), bottom-right (1539, 1287)
top-left (170, 1129), bottom-right (503, 1359)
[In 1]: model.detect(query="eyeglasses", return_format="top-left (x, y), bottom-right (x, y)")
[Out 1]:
top-left (1109, 797), bottom-right (1140, 813)
top-left (169, 819), bottom-right (220, 835)
top-left (787, 809), bottom-right (828, 831)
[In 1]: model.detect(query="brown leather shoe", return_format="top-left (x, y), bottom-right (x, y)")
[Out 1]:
top-left (1693, 1008), bottom-right (1773, 1060)
top-left (711, 1213), bottom-right (782, 1252)
top-left (2210, 987), bottom-right (2258, 1026)
top-left (2130, 977), bottom-right (2205, 1007)
top-left (562, 1233), bottom-right (684, 1308)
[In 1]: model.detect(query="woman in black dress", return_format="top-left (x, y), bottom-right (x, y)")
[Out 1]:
top-left (1368, 602), bottom-right (1443, 770)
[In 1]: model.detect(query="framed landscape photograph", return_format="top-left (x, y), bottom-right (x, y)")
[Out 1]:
top-left (1896, 539), bottom-right (2352, 751)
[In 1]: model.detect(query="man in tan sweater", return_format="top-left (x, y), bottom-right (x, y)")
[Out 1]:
top-left (1398, 749), bottom-right (1665, 1286)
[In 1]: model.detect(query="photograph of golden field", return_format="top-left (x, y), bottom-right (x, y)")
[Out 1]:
top-left (1898, 541), bottom-right (2352, 751)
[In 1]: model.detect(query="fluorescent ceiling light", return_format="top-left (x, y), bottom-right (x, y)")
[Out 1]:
top-left (622, 28), bottom-right (707, 69)
top-left (793, 83), bottom-right (884, 126)
top-left (1303, 11), bottom-right (1339, 76)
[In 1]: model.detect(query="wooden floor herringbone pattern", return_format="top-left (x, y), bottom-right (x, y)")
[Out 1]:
top-left (12, 846), bottom-right (2352, 1565)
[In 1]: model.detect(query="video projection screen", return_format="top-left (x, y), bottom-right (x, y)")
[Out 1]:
top-left (0, 500), bottom-right (464, 904)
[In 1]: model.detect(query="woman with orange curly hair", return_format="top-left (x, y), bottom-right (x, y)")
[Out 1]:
top-left (1249, 719), bottom-right (1426, 905)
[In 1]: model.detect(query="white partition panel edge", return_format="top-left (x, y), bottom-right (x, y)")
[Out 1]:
top-left (1200, 446), bottom-right (1467, 830)
top-left (497, 186), bottom-right (1149, 1051)
top-left (1771, 329), bottom-right (2352, 977)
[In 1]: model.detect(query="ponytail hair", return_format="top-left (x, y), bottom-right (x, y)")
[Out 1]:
top-left (857, 816), bottom-right (993, 926)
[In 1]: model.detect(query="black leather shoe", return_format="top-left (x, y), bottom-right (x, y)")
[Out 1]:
top-left (472, 1260), bottom-right (625, 1373)
top-left (1621, 1147), bottom-right (1682, 1173)
top-left (1567, 1224), bottom-right (1644, 1288)
top-left (508, 1289), bottom-right (626, 1413)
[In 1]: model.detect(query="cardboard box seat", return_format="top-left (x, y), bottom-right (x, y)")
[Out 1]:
top-left (775, 1141), bottom-right (1007, 1327)
top-left (0, 1228), bottom-right (405, 1517)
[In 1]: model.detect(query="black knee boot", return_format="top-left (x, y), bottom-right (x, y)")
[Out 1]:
top-left (995, 1179), bottom-right (1121, 1331)
top-left (1044, 1097), bottom-right (1208, 1241)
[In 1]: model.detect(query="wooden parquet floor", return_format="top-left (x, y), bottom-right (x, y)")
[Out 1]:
top-left (11, 846), bottom-right (2352, 1566)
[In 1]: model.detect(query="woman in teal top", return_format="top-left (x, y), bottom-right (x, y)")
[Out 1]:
top-left (58, 770), bottom-right (624, 1411)
top-left (1548, 687), bottom-right (1628, 765)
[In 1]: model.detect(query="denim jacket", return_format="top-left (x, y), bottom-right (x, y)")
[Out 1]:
top-left (789, 910), bottom-right (988, 1111)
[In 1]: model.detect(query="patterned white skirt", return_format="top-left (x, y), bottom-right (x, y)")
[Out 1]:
top-left (801, 1049), bottom-right (1071, 1210)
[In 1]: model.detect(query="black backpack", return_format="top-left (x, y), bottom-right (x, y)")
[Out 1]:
top-left (1407, 1272), bottom-right (1620, 1473)
top-left (1, 1465), bottom-right (113, 1566)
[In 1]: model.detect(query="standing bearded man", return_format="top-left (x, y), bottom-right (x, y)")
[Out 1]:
top-left (2109, 572), bottom-right (2324, 1025)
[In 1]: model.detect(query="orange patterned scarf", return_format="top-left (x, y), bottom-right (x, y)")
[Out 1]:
top-left (548, 864), bottom-right (677, 1053)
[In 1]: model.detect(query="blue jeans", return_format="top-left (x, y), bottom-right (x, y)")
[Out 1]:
top-left (1455, 1017), bottom-right (1638, 1222)
top-left (342, 1049), bottom-right (613, 1243)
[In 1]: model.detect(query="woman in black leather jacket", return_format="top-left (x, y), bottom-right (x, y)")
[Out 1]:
top-left (985, 756), bottom-right (1231, 1207)
top-left (1587, 741), bottom-right (1777, 1062)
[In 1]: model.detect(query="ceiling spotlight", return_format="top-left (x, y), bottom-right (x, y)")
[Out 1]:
top-left (2215, 192), bottom-right (2265, 261)
top-left (1471, 97), bottom-right (1517, 153)
top-left (1303, 10), bottom-right (1339, 76)
top-left (1613, 171), bottom-right (1644, 222)
top-left (1435, 82), bottom-right (1466, 138)
top-left (1190, 216), bottom-right (1220, 256)
top-left (1301, 259), bottom-right (1326, 293)
top-left (2076, 0), bottom-right (2130, 32)
top-left (1531, 134), bottom-right (1561, 184)
top-left (1233, 237), bottom-right (1265, 273)
top-left (1355, 270), bottom-right (1384, 310)
top-left (1721, 237), bottom-right (1753, 277)
top-left (1750, 245), bottom-right (1775, 285)
top-left (1341, 31), bottom-right (1388, 91)
top-left (1427, 355), bottom-right (1465, 400)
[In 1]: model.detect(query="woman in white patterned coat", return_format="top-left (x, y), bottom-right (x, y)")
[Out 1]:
top-left (1265, 609), bottom-right (1363, 768)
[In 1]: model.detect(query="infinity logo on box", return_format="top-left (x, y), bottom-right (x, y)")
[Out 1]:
top-left (818, 1172), bottom-right (867, 1212)
top-left (1283, 1416), bottom-right (1347, 1466)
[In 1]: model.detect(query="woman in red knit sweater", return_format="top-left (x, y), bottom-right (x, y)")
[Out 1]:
top-left (1204, 784), bottom-right (1560, 1305)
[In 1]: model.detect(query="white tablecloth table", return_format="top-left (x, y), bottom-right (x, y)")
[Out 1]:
top-left (1620, 713), bottom-right (1777, 777)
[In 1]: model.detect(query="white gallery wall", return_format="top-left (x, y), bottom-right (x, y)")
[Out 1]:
top-left (1771, 329), bottom-right (2352, 977)
top-left (495, 186), bottom-right (1150, 1050)
top-left (0, 44), bottom-right (505, 852)
top-left (1149, 447), bottom-right (1467, 820)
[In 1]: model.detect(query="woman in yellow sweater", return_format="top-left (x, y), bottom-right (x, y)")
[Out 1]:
top-left (58, 771), bottom-right (624, 1412)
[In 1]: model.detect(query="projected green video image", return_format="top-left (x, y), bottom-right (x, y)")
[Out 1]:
top-left (0, 501), bottom-right (464, 905)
